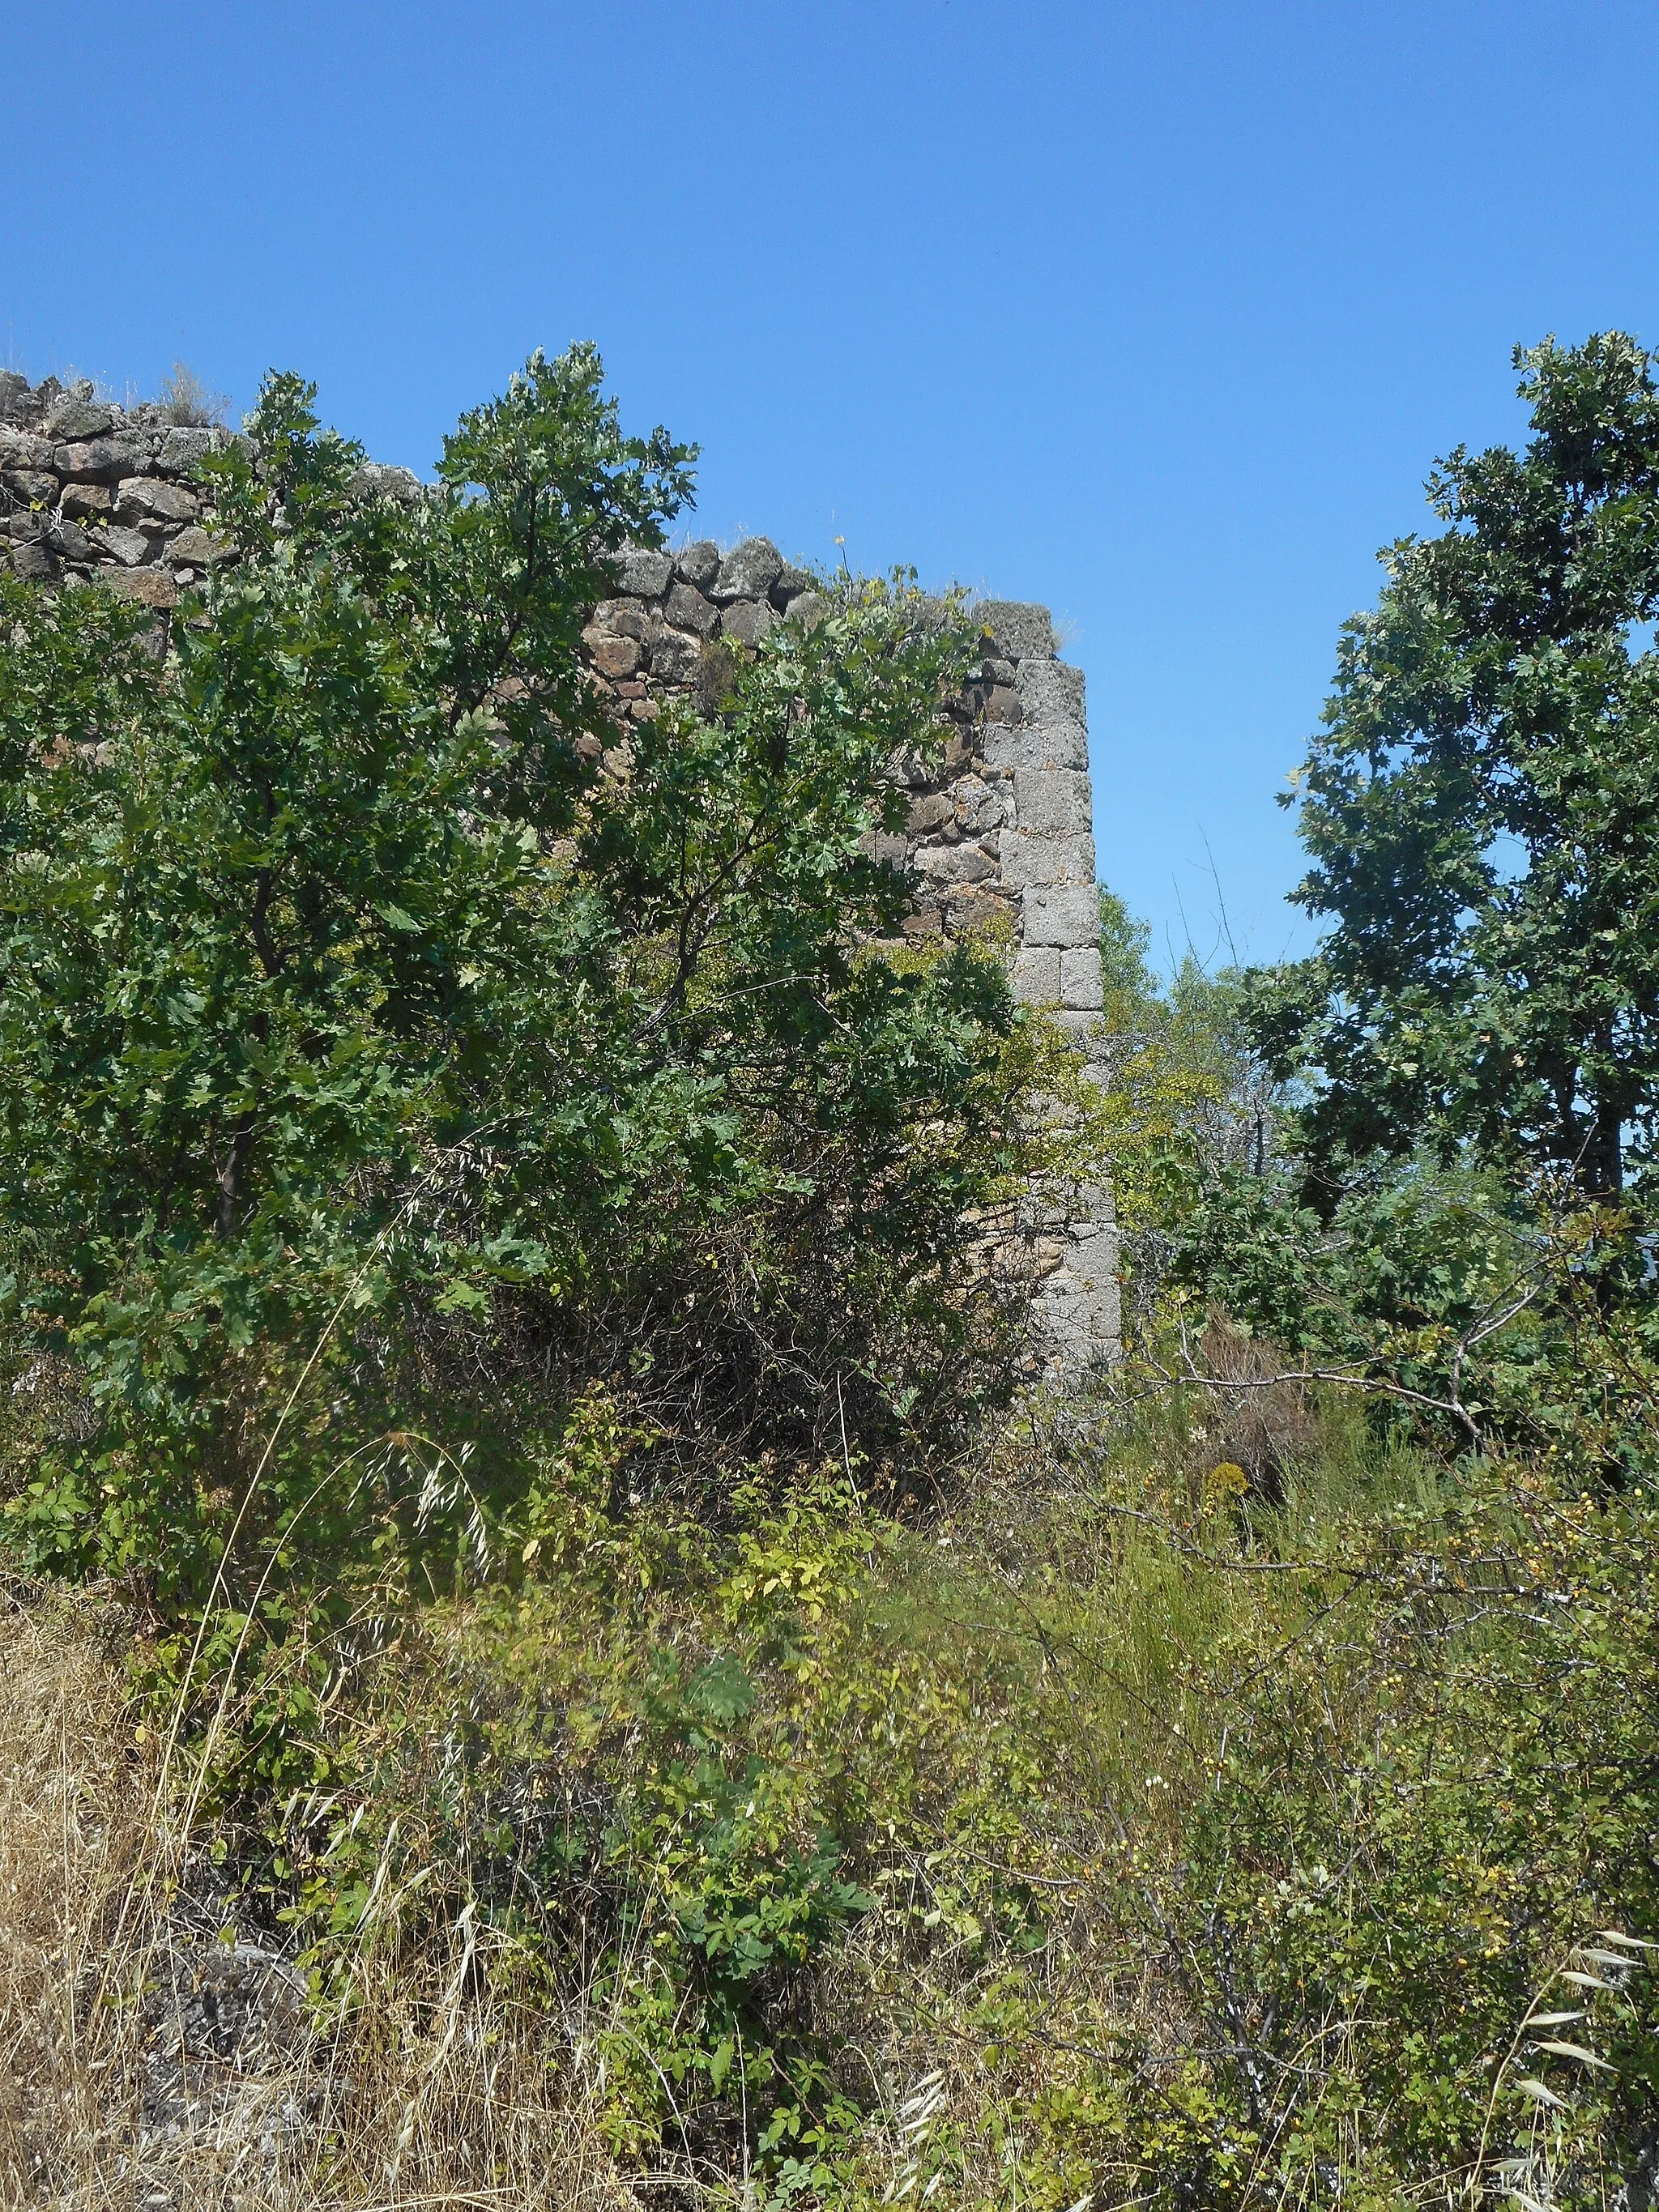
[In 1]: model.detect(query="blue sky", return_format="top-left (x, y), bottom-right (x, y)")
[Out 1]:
top-left (6, 2), bottom-right (1658, 974)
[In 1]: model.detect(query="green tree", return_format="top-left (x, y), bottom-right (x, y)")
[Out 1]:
top-left (1098, 884), bottom-right (1163, 1032)
top-left (1266, 331), bottom-right (1659, 1200)
top-left (0, 347), bottom-right (1044, 1596)
top-left (1095, 889), bottom-right (1281, 1203)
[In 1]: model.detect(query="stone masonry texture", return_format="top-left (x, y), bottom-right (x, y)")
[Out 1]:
top-left (0, 372), bottom-right (1120, 1374)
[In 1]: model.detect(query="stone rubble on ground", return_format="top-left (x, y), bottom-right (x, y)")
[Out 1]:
top-left (138, 1937), bottom-right (314, 2159)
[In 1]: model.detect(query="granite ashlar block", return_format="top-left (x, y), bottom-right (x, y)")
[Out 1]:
top-left (1023, 882), bottom-right (1100, 948)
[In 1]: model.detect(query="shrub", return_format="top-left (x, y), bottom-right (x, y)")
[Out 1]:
top-left (0, 347), bottom-right (1085, 1614)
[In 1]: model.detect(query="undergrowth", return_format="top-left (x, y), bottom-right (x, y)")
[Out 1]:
top-left (7, 1366), bottom-right (1658, 2208)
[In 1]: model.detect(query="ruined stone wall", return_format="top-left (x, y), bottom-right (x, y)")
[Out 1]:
top-left (570, 548), bottom-right (1120, 1375)
top-left (0, 373), bottom-right (239, 605)
top-left (0, 372), bottom-right (1120, 1372)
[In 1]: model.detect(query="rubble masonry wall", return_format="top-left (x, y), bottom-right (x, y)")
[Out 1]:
top-left (0, 371), bottom-right (1120, 1370)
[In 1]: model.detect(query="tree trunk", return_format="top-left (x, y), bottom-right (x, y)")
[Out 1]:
top-left (216, 1115), bottom-right (255, 1235)
top-left (1582, 1094), bottom-right (1626, 1199)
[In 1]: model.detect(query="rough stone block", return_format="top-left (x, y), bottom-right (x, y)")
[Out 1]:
top-left (57, 434), bottom-right (144, 484)
top-left (981, 722), bottom-right (1087, 774)
top-left (906, 792), bottom-right (954, 833)
top-left (591, 597), bottom-right (648, 639)
top-left (955, 777), bottom-right (1004, 834)
top-left (1017, 658), bottom-right (1085, 727)
top-left (675, 539), bottom-right (719, 587)
top-left (614, 546), bottom-right (674, 598)
top-left (104, 566), bottom-right (178, 608)
top-left (156, 425), bottom-right (222, 472)
top-left (1011, 948), bottom-right (1062, 1002)
top-left (664, 581), bottom-right (719, 636)
top-left (944, 885), bottom-right (1016, 936)
top-left (3, 471), bottom-right (57, 506)
top-left (117, 477), bottom-right (198, 526)
top-left (646, 628), bottom-right (701, 683)
top-left (584, 630), bottom-right (641, 679)
top-left (10, 539), bottom-right (58, 582)
top-left (100, 526), bottom-right (151, 568)
top-left (1023, 882), bottom-right (1100, 948)
top-left (972, 599), bottom-right (1055, 663)
top-left (352, 461), bottom-right (422, 503)
top-left (917, 841), bottom-right (995, 884)
top-left (770, 562), bottom-right (813, 608)
top-left (165, 526), bottom-right (232, 567)
top-left (1060, 947), bottom-right (1104, 1010)
top-left (0, 428), bottom-right (53, 470)
top-left (720, 598), bottom-right (775, 648)
top-left (783, 590), bottom-right (829, 630)
top-left (1000, 831), bottom-right (1095, 891)
top-left (45, 395), bottom-right (113, 441)
top-left (1012, 768), bottom-right (1093, 838)
top-left (60, 482), bottom-right (112, 519)
top-left (712, 537), bottom-right (783, 603)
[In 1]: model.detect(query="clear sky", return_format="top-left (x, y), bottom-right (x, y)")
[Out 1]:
top-left (6, 2), bottom-right (1659, 974)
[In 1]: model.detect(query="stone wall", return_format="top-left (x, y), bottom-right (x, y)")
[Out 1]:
top-left (0, 372), bottom-right (1120, 1372)
top-left (577, 552), bottom-right (1120, 1371)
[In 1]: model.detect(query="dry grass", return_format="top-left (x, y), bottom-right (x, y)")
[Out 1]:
top-left (0, 1584), bottom-right (641, 2211)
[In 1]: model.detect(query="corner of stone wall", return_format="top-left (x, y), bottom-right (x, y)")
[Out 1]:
top-left (968, 599), bottom-right (1121, 1379)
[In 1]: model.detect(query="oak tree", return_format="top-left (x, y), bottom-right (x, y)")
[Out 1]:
top-left (1267, 332), bottom-right (1659, 1200)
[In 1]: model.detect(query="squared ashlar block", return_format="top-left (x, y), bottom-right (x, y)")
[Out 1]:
top-left (1011, 948), bottom-right (1062, 1003)
top-left (1016, 658), bottom-right (1085, 726)
top-left (1051, 1009), bottom-right (1101, 1051)
top-left (1023, 882), bottom-right (1100, 948)
top-left (1060, 947), bottom-right (1103, 1009)
top-left (1001, 832), bottom-right (1096, 892)
top-left (972, 599), bottom-right (1056, 662)
top-left (981, 722), bottom-right (1087, 774)
top-left (1012, 768), bottom-right (1093, 839)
